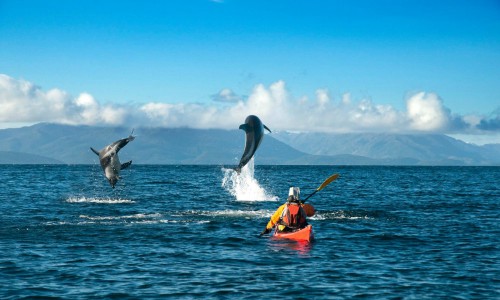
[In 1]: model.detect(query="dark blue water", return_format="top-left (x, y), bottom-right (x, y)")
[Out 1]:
top-left (1, 164), bottom-right (498, 299)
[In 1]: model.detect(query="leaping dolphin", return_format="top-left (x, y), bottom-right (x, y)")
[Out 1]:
top-left (91, 131), bottom-right (135, 188)
top-left (235, 115), bottom-right (271, 173)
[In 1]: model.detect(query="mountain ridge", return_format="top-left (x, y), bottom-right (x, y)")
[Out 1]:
top-left (272, 131), bottom-right (499, 165)
top-left (0, 123), bottom-right (498, 165)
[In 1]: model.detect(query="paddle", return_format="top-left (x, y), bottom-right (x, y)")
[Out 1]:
top-left (301, 173), bottom-right (340, 203)
top-left (259, 173), bottom-right (340, 236)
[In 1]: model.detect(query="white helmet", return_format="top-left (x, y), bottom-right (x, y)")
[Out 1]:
top-left (288, 187), bottom-right (300, 201)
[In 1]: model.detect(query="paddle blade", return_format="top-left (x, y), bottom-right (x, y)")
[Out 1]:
top-left (303, 203), bottom-right (316, 217)
top-left (301, 173), bottom-right (340, 203)
top-left (317, 173), bottom-right (340, 191)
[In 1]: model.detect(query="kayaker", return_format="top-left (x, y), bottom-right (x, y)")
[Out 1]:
top-left (260, 187), bottom-right (308, 235)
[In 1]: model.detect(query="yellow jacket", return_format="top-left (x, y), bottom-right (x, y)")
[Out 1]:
top-left (266, 203), bottom-right (287, 230)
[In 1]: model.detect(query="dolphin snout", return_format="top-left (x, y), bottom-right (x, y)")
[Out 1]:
top-left (108, 177), bottom-right (118, 188)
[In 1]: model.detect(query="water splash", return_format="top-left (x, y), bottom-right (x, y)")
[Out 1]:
top-left (221, 159), bottom-right (278, 202)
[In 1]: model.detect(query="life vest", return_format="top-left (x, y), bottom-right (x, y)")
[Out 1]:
top-left (280, 203), bottom-right (307, 229)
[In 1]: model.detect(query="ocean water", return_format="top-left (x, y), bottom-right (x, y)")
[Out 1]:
top-left (0, 163), bottom-right (498, 299)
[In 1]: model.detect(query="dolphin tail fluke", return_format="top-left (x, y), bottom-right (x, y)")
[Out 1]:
top-left (128, 129), bottom-right (136, 141)
top-left (90, 147), bottom-right (100, 156)
top-left (121, 160), bottom-right (132, 170)
top-left (263, 124), bottom-right (271, 133)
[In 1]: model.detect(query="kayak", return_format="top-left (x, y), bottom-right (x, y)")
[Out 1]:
top-left (273, 225), bottom-right (314, 242)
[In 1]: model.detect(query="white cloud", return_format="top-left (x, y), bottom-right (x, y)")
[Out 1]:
top-left (315, 88), bottom-right (330, 109)
top-left (341, 92), bottom-right (351, 105)
top-left (211, 88), bottom-right (242, 103)
top-left (0, 74), bottom-right (127, 126)
top-left (406, 92), bottom-right (450, 131)
top-left (1, 74), bottom-right (499, 138)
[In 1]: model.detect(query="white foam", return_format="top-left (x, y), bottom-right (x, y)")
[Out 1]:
top-left (311, 211), bottom-right (372, 220)
top-left (221, 159), bottom-right (278, 202)
top-left (198, 209), bottom-right (273, 218)
top-left (79, 213), bottom-right (162, 220)
top-left (66, 196), bottom-right (135, 204)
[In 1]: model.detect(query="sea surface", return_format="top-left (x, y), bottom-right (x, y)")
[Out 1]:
top-left (0, 163), bottom-right (498, 299)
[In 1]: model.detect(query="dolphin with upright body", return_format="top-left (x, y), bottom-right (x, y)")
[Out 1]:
top-left (91, 132), bottom-right (135, 188)
top-left (235, 115), bottom-right (271, 173)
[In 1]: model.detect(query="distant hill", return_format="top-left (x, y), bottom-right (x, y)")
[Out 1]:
top-left (0, 151), bottom-right (63, 164)
top-left (272, 131), bottom-right (500, 166)
top-left (0, 123), bottom-right (498, 165)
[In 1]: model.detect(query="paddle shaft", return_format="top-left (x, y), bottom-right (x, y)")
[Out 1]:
top-left (302, 190), bottom-right (318, 202)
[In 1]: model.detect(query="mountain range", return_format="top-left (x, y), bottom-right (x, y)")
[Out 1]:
top-left (0, 123), bottom-right (498, 165)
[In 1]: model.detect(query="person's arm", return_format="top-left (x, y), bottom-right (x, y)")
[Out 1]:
top-left (266, 204), bottom-right (286, 230)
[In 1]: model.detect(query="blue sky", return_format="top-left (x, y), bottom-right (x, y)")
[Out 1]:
top-left (1, 0), bottom-right (500, 143)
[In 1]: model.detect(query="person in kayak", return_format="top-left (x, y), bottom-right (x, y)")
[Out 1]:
top-left (260, 187), bottom-right (308, 235)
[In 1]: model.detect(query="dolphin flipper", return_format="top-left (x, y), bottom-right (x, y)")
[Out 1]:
top-left (239, 124), bottom-right (250, 132)
top-left (120, 160), bottom-right (132, 170)
top-left (90, 147), bottom-right (100, 156)
top-left (239, 123), bottom-right (271, 133)
top-left (263, 124), bottom-right (272, 133)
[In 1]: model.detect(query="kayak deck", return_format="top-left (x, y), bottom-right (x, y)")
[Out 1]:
top-left (273, 225), bottom-right (314, 242)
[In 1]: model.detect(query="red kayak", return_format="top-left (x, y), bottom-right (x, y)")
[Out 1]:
top-left (273, 225), bottom-right (314, 242)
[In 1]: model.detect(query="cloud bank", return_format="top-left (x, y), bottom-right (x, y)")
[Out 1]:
top-left (1, 74), bottom-right (498, 137)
